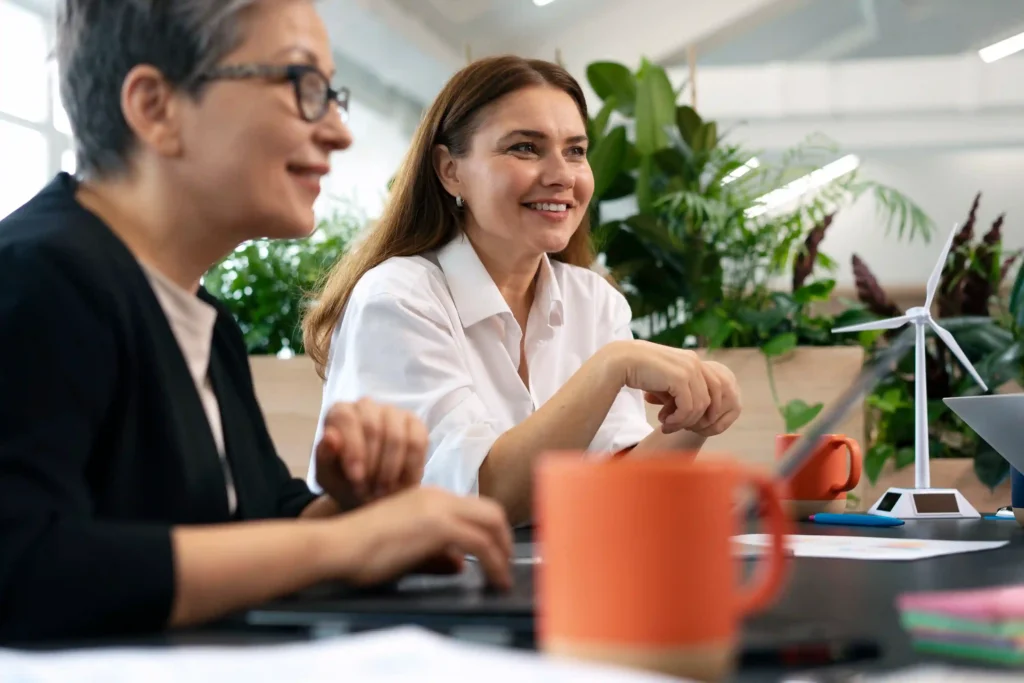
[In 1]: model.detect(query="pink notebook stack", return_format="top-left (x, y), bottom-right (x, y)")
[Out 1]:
top-left (896, 585), bottom-right (1024, 666)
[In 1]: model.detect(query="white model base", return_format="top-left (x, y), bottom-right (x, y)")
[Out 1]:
top-left (867, 487), bottom-right (980, 519)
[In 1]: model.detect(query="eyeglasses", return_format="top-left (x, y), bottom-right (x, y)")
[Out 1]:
top-left (197, 63), bottom-right (350, 123)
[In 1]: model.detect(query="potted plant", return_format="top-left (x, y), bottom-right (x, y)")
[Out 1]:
top-left (583, 58), bottom-right (934, 456)
top-left (849, 193), bottom-right (1020, 509)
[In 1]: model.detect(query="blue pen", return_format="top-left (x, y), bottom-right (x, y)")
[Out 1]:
top-left (809, 513), bottom-right (905, 527)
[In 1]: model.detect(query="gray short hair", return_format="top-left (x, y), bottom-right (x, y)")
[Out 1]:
top-left (57, 0), bottom-right (262, 178)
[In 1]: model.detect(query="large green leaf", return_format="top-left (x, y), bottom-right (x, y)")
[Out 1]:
top-left (692, 310), bottom-right (736, 348)
top-left (894, 447), bottom-right (915, 470)
top-left (586, 62), bottom-right (636, 116)
top-left (975, 440), bottom-right (1011, 490)
top-left (736, 307), bottom-right (788, 336)
top-left (589, 125), bottom-right (627, 200)
top-left (675, 105), bottom-right (702, 146)
top-left (636, 154), bottom-right (655, 213)
top-left (1011, 263), bottom-right (1024, 332)
top-left (782, 399), bottom-right (823, 432)
top-left (621, 142), bottom-right (641, 171)
top-left (831, 307), bottom-right (878, 331)
top-left (792, 279), bottom-right (836, 305)
top-left (622, 213), bottom-right (685, 261)
top-left (692, 121), bottom-right (719, 155)
top-left (652, 147), bottom-right (688, 177)
top-left (865, 444), bottom-right (894, 483)
top-left (976, 340), bottom-right (1024, 390)
top-left (589, 97), bottom-right (617, 140)
top-left (634, 59), bottom-right (676, 156)
top-left (762, 332), bottom-right (797, 357)
top-left (602, 172), bottom-right (636, 201)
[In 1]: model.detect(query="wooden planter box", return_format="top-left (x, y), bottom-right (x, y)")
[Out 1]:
top-left (644, 346), bottom-right (867, 472)
top-left (251, 347), bottom-right (869, 480)
top-left (248, 355), bottom-right (324, 478)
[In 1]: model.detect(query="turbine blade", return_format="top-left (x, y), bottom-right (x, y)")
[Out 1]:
top-left (832, 315), bottom-right (911, 334)
top-left (929, 319), bottom-right (989, 392)
top-left (925, 223), bottom-right (959, 310)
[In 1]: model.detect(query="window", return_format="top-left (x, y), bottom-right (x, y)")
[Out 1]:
top-left (61, 148), bottom-right (76, 174)
top-left (0, 121), bottom-right (47, 219)
top-left (51, 62), bottom-right (72, 136)
top-left (0, 0), bottom-right (71, 221)
top-left (0, 1), bottom-right (48, 123)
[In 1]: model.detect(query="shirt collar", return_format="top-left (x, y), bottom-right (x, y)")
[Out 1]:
top-left (436, 232), bottom-right (564, 329)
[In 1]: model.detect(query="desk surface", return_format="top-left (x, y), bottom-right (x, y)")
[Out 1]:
top-left (19, 518), bottom-right (1024, 682)
top-left (739, 517), bottom-right (1024, 680)
top-left (244, 518), bottom-right (1024, 681)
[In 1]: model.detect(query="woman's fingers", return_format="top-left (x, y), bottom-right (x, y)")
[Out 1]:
top-left (374, 406), bottom-right (408, 497)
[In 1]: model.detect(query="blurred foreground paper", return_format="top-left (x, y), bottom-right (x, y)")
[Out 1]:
top-left (0, 626), bottom-right (689, 682)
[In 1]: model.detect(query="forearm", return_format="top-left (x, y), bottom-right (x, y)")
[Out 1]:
top-left (480, 344), bottom-right (625, 524)
top-left (631, 427), bottom-right (707, 455)
top-left (169, 518), bottom-right (349, 628)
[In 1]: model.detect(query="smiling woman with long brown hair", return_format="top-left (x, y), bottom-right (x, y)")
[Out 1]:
top-left (302, 55), bottom-right (744, 525)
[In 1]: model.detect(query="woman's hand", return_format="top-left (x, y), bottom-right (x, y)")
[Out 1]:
top-left (327, 487), bottom-right (514, 590)
top-left (689, 360), bottom-right (742, 436)
top-left (607, 341), bottom-right (741, 435)
top-left (315, 398), bottom-right (428, 506)
top-left (607, 340), bottom-right (711, 433)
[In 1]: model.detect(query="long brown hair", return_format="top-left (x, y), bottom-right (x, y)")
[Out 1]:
top-left (302, 55), bottom-right (595, 379)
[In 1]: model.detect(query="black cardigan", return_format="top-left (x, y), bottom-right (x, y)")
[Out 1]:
top-left (0, 174), bottom-right (317, 643)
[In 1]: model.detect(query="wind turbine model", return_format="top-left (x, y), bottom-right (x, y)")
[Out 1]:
top-left (831, 223), bottom-right (988, 519)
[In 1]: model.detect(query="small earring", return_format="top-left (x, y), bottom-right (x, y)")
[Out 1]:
top-left (455, 194), bottom-right (464, 208)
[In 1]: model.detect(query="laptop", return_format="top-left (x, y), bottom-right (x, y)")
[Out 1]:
top-left (943, 393), bottom-right (1024, 473)
top-left (243, 330), bottom-right (915, 642)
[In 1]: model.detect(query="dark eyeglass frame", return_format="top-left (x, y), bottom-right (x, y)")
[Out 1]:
top-left (197, 63), bottom-right (350, 123)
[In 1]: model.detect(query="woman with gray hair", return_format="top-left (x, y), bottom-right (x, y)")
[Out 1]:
top-left (0, 0), bottom-right (511, 643)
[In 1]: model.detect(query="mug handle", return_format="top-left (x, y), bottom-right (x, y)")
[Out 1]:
top-left (829, 436), bottom-right (862, 494)
top-left (736, 473), bottom-right (792, 617)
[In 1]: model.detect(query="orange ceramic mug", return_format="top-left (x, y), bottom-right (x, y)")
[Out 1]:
top-left (535, 453), bottom-right (791, 682)
top-left (775, 434), bottom-right (862, 517)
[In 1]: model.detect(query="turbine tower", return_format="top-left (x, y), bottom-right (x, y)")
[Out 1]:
top-left (831, 223), bottom-right (988, 518)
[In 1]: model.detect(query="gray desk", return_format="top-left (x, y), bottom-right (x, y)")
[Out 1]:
top-left (243, 518), bottom-right (1024, 681)
top-left (16, 519), bottom-right (1024, 682)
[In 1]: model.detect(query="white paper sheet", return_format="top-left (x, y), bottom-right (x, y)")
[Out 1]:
top-left (0, 626), bottom-right (690, 683)
top-left (861, 665), bottom-right (1024, 682)
top-left (734, 534), bottom-right (1008, 561)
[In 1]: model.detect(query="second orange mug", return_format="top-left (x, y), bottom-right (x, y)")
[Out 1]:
top-left (775, 434), bottom-right (862, 516)
top-left (535, 453), bottom-right (791, 682)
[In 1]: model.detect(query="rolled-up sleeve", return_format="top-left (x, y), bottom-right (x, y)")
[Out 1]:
top-left (308, 283), bottom-right (500, 496)
top-left (587, 287), bottom-right (655, 455)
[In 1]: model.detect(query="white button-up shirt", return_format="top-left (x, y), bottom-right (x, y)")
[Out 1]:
top-left (306, 233), bottom-right (653, 496)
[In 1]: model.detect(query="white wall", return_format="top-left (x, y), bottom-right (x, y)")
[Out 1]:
top-left (814, 148), bottom-right (1024, 290)
top-left (316, 99), bottom-right (413, 221)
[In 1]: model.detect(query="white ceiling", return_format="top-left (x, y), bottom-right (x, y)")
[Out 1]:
top-left (682, 0), bottom-right (1024, 66)
top-left (385, 0), bottom-right (617, 60)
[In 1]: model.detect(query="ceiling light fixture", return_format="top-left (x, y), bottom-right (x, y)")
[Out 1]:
top-left (722, 157), bottom-right (760, 184)
top-left (533, 0), bottom-right (556, 6)
top-left (746, 154), bottom-right (860, 217)
top-left (978, 30), bottom-right (1024, 63)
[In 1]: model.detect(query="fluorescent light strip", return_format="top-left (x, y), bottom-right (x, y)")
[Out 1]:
top-left (722, 157), bottom-right (760, 184)
top-left (979, 30), bottom-right (1024, 63)
top-left (746, 154), bottom-right (860, 218)
top-left (533, 0), bottom-right (556, 5)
